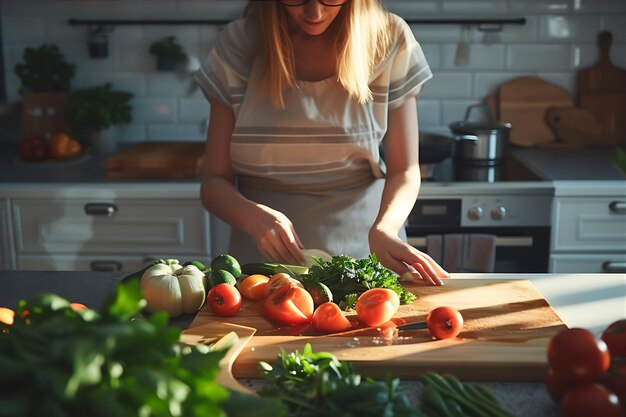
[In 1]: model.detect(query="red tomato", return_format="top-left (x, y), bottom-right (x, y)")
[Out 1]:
top-left (207, 283), bottom-right (242, 317)
top-left (70, 302), bottom-right (88, 311)
top-left (239, 274), bottom-right (270, 300)
top-left (600, 370), bottom-right (626, 410)
top-left (602, 319), bottom-right (626, 358)
top-left (264, 273), bottom-right (303, 297)
top-left (311, 302), bottom-right (351, 333)
top-left (355, 288), bottom-right (400, 327)
top-left (263, 284), bottom-right (313, 326)
top-left (547, 328), bottom-right (611, 385)
top-left (545, 367), bottom-right (572, 404)
top-left (561, 383), bottom-right (623, 417)
top-left (426, 306), bottom-right (464, 340)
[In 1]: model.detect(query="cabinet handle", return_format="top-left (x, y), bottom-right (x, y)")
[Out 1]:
top-left (602, 261), bottom-right (626, 273)
top-left (84, 203), bottom-right (117, 216)
top-left (609, 201), bottom-right (626, 214)
top-left (90, 261), bottom-right (123, 272)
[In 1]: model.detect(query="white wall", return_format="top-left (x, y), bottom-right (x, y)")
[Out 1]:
top-left (2, 0), bottom-right (626, 142)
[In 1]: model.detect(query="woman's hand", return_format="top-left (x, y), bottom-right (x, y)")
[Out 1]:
top-left (245, 204), bottom-right (306, 265)
top-left (369, 227), bottom-right (449, 286)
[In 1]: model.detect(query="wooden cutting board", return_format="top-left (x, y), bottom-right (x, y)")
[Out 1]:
top-left (103, 141), bottom-right (205, 179)
top-left (545, 106), bottom-right (601, 147)
top-left (499, 77), bottom-right (574, 147)
top-left (577, 31), bottom-right (626, 146)
top-left (188, 279), bottom-right (567, 382)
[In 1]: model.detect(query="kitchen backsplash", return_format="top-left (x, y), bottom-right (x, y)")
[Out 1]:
top-left (1, 0), bottom-right (625, 143)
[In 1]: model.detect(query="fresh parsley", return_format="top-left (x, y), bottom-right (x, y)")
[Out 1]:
top-left (300, 254), bottom-right (417, 309)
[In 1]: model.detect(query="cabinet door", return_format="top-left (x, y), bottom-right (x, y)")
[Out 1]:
top-left (552, 197), bottom-right (626, 251)
top-left (12, 198), bottom-right (210, 256)
top-left (550, 253), bottom-right (626, 274)
top-left (0, 198), bottom-right (15, 269)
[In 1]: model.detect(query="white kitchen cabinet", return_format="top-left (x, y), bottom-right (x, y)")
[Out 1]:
top-left (550, 182), bottom-right (626, 274)
top-left (1, 185), bottom-right (212, 272)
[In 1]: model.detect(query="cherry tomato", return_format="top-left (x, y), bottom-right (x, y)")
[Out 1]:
top-left (311, 302), bottom-right (351, 333)
top-left (263, 284), bottom-right (313, 326)
top-left (355, 288), bottom-right (400, 327)
top-left (426, 306), bottom-right (464, 340)
top-left (545, 367), bottom-right (572, 404)
top-left (239, 274), bottom-right (270, 300)
top-left (264, 273), bottom-right (303, 297)
top-left (561, 383), bottom-right (623, 417)
top-left (602, 319), bottom-right (626, 358)
top-left (207, 283), bottom-right (242, 317)
top-left (547, 328), bottom-right (611, 385)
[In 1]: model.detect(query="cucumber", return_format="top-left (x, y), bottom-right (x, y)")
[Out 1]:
top-left (241, 262), bottom-right (309, 278)
top-left (305, 281), bottom-right (333, 307)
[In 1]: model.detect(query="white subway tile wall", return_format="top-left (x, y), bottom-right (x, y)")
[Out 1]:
top-left (1, 0), bottom-right (625, 141)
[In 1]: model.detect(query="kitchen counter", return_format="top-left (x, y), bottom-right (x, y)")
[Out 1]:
top-left (1, 270), bottom-right (624, 417)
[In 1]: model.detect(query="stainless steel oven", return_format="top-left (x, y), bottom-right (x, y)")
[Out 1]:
top-left (406, 196), bottom-right (552, 273)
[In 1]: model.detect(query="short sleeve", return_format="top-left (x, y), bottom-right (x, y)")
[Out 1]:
top-left (386, 14), bottom-right (433, 109)
top-left (194, 17), bottom-right (255, 108)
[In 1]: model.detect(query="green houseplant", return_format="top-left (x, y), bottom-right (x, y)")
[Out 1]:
top-left (149, 36), bottom-right (188, 71)
top-left (14, 44), bottom-right (76, 138)
top-left (65, 83), bottom-right (133, 154)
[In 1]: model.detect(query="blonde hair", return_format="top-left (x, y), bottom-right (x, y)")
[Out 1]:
top-left (244, 0), bottom-right (391, 108)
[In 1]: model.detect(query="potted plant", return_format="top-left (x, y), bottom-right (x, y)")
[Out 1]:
top-left (65, 83), bottom-right (133, 154)
top-left (14, 44), bottom-right (76, 138)
top-left (149, 36), bottom-right (188, 71)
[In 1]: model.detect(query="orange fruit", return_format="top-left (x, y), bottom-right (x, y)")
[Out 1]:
top-left (0, 307), bottom-right (15, 325)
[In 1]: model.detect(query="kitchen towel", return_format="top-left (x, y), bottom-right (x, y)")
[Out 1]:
top-left (426, 234), bottom-right (496, 273)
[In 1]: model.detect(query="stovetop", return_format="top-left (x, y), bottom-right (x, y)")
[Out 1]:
top-left (425, 154), bottom-right (543, 183)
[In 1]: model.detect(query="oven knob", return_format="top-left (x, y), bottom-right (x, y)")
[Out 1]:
top-left (491, 206), bottom-right (507, 220)
top-left (467, 207), bottom-right (483, 221)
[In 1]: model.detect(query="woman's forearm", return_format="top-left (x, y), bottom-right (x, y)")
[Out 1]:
top-left (200, 175), bottom-right (259, 233)
top-left (372, 166), bottom-right (421, 235)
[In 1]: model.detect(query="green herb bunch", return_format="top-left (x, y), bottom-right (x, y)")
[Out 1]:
top-left (149, 36), bottom-right (188, 62)
top-left (14, 44), bottom-right (75, 93)
top-left (300, 254), bottom-right (417, 309)
top-left (258, 343), bottom-right (421, 417)
top-left (0, 280), bottom-right (284, 417)
top-left (65, 83), bottom-right (133, 137)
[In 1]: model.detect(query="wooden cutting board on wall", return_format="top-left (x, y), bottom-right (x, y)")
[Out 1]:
top-left (188, 278), bottom-right (567, 382)
top-left (103, 141), bottom-right (205, 179)
top-left (577, 31), bottom-right (626, 146)
top-left (498, 77), bottom-right (574, 147)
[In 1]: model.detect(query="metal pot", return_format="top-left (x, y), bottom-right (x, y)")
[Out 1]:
top-left (449, 104), bottom-right (512, 166)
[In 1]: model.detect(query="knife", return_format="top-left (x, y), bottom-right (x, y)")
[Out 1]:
top-left (396, 321), bottom-right (428, 331)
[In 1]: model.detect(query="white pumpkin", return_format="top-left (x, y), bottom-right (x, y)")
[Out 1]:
top-left (140, 260), bottom-right (206, 317)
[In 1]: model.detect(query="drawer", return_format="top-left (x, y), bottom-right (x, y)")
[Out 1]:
top-left (550, 253), bottom-right (626, 274)
top-left (11, 198), bottom-right (210, 255)
top-left (552, 197), bottom-right (626, 251)
top-left (16, 253), bottom-right (213, 272)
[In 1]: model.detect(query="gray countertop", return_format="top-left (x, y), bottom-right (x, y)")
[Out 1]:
top-left (1, 142), bottom-right (623, 187)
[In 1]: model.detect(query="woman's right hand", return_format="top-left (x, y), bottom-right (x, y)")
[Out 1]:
top-left (245, 204), bottom-right (306, 265)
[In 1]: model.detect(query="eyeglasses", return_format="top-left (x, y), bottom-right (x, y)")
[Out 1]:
top-left (279, 0), bottom-right (350, 7)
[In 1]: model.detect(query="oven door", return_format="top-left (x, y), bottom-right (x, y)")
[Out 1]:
top-left (406, 226), bottom-right (550, 273)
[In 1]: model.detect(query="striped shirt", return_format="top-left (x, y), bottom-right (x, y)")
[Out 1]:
top-left (194, 12), bottom-right (432, 193)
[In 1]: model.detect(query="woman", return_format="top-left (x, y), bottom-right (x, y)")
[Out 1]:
top-left (195, 0), bottom-right (448, 285)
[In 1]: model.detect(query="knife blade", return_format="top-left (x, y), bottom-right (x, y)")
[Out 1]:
top-left (396, 321), bottom-right (428, 331)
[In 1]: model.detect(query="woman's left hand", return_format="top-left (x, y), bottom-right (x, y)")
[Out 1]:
top-left (369, 227), bottom-right (449, 286)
